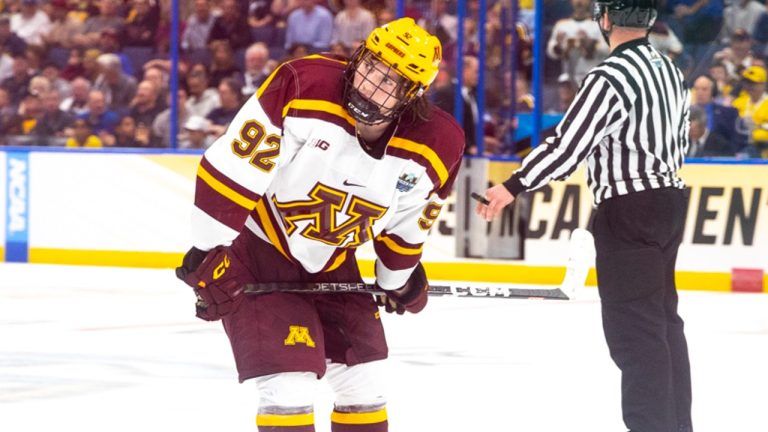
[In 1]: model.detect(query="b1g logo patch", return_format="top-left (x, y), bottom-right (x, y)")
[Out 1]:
top-left (284, 326), bottom-right (316, 348)
top-left (396, 173), bottom-right (418, 192)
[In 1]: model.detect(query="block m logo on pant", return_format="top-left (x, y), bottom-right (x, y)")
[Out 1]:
top-left (284, 326), bottom-right (316, 348)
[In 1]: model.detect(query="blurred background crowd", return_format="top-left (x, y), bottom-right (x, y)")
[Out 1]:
top-left (0, 0), bottom-right (766, 159)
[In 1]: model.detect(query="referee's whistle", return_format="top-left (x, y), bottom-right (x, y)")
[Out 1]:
top-left (471, 192), bottom-right (490, 205)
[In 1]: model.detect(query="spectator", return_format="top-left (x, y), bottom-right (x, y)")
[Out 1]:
top-left (10, 0), bottom-right (51, 47)
top-left (374, 6), bottom-right (394, 26)
top-left (732, 65), bottom-right (768, 151)
top-left (0, 52), bottom-right (11, 84)
top-left (248, 0), bottom-right (276, 44)
top-left (284, 0), bottom-right (333, 52)
top-left (668, 0), bottom-right (723, 70)
top-left (72, 0), bottom-right (124, 49)
top-left (185, 62), bottom-right (220, 117)
top-left (515, 74), bottom-right (535, 113)
top-left (208, 0), bottom-right (252, 51)
top-left (708, 61), bottom-right (735, 105)
top-left (122, 0), bottom-right (159, 48)
top-left (208, 39), bottom-right (241, 88)
top-left (741, 67), bottom-right (768, 157)
top-left (433, 55), bottom-right (481, 155)
top-left (66, 117), bottom-right (103, 148)
top-left (283, 42), bottom-right (309, 61)
top-left (0, 87), bottom-right (14, 134)
top-left (181, 0), bottom-right (217, 53)
top-left (553, 73), bottom-right (577, 114)
top-left (178, 114), bottom-right (214, 148)
top-left (417, 0), bottom-right (458, 48)
top-left (0, 13), bottom-right (27, 57)
top-left (60, 76), bottom-right (91, 116)
top-left (1, 53), bottom-right (34, 106)
top-left (41, 62), bottom-right (73, 100)
top-left (32, 89), bottom-right (73, 144)
top-left (691, 74), bottom-right (743, 150)
top-left (79, 89), bottom-right (120, 134)
top-left (242, 42), bottom-right (271, 96)
top-left (722, 0), bottom-right (765, 44)
top-left (546, 0), bottom-right (609, 85)
top-left (92, 53), bottom-right (137, 111)
top-left (60, 48), bottom-right (86, 80)
top-left (98, 28), bottom-right (134, 77)
top-left (152, 87), bottom-right (189, 147)
top-left (81, 48), bottom-right (102, 82)
top-left (713, 28), bottom-right (758, 78)
top-left (28, 74), bottom-right (51, 98)
top-left (331, 0), bottom-right (376, 51)
top-left (206, 77), bottom-right (242, 136)
top-left (648, 20), bottom-right (684, 61)
top-left (101, 114), bottom-right (152, 147)
top-left (329, 41), bottom-right (349, 57)
top-left (142, 64), bottom-right (168, 98)
top-left (128, 79), bottom-right (163, 128)
top-left (3, 93), bottom-right (42, 135)
top-left (42, 0), bottom-right (83, 51)
top-left (687, 105), bottom-right (735, 157)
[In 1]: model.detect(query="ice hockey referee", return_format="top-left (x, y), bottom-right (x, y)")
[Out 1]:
top-left (475, 1), bottom-right (693, 431)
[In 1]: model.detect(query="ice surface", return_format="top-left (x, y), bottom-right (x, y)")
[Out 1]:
top-left (1, 264), bottom-right (766, 431)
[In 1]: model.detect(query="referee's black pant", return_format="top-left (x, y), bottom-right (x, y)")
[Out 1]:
top-left (593, 187), bottom-right (692, 432)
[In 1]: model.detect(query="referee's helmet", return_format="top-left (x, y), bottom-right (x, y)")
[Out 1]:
top-left (593, 0), bottom-right (657, 28)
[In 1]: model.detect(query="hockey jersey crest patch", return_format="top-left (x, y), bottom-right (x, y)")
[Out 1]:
top-left (396, 173), bottom-right (418, 192)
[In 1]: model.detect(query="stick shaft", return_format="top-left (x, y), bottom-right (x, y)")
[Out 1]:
top-left (244, 282), bottom-right (569, 300)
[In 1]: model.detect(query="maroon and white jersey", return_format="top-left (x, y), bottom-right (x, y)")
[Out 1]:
top-left (191, 54), bottom-right (464, 290)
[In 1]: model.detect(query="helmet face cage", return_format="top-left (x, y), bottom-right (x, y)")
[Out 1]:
top-left (343, 47), bottom-right (422, 125)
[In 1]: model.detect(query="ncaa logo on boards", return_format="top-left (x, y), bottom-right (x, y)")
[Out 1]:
top-left (5, 152), bottom-right (30, 263)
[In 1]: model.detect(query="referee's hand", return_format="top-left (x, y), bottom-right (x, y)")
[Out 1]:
top-left (474, 184), bottom-right (515, 221)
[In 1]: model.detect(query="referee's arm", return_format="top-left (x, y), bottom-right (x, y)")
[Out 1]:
top-left (476, 73), bottom-right (627, 221)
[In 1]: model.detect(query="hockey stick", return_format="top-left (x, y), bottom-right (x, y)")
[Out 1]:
top-left (244, 281), bottom-right (570, 300)
top-left (242, 229), bottom-right (594, 301)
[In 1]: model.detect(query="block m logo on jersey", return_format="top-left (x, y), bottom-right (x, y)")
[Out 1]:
top-left (284, 326), bottom-right (316, 348)
top-left (274, 183), bottom-right (387, 247)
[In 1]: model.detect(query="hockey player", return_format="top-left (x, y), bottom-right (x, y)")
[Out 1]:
top-left (176, 18), bottom-right (464, 432)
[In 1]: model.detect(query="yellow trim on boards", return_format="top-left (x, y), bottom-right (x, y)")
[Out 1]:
top-left (28, 249), bottom-right (182, 268)
top-left (15, 248), bottom-right (761, 293)
top-left (0, 247), bottom-right (4, 261)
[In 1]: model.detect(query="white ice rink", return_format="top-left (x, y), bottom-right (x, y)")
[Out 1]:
top-left (1, 263), bottom-right (767, 432)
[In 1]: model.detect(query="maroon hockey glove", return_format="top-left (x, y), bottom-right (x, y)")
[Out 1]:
top-left (177, 245), bottom-right (250, 321)
top-left (175, 247), bottom-right (208, 281)
top-left (376, 262), bottom-right (429, 315)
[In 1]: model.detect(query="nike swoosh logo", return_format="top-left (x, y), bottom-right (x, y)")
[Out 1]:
top-left (343, 180), bottom-right (364, 187)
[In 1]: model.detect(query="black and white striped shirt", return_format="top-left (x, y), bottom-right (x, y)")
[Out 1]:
top-left (504, 38), bottom-right (689, 205)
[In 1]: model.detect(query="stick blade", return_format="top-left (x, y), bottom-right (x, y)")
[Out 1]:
top-left (560, 228), bottom-right (596, 299)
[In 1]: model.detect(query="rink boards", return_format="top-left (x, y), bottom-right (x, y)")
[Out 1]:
top-left (0, 148), bottom-right (766, 293)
